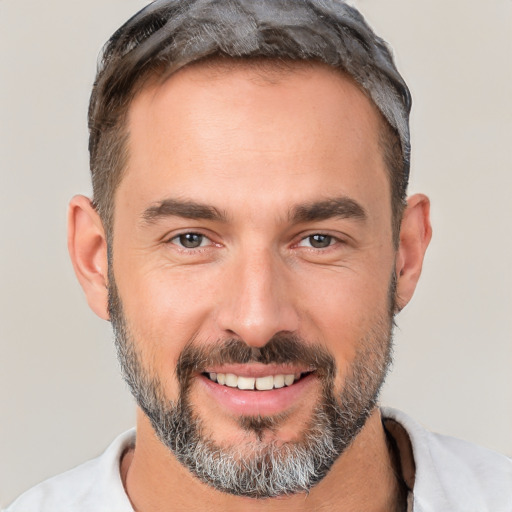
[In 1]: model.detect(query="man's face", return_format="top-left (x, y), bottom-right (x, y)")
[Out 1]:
top-left (109, 62), bottom-right (398, 496)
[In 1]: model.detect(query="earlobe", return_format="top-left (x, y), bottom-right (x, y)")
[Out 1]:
top-left (67, 195), bottom-right (110, 320)
top-left (395, 194), bottom-right (432, 311)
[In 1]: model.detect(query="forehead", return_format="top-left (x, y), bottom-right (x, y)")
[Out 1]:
top-left (119, 61), bottom-right (389, 220)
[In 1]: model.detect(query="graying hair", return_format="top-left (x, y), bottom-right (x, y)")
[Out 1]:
top-left (111, 309), bottom-right (393, 498)
top-left (89, 0), bottom-right (411, 238)
top-left (108, 265), bottom-right (396, 497)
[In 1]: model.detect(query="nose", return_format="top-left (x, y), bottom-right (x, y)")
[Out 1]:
top-left (216, 247), bottom-right (299, 347)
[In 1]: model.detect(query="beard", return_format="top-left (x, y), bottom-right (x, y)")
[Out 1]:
top-left (108, 271), bottom-right (396, 498)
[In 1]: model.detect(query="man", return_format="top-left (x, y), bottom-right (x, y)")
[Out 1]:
top-left (6, 0), bottom-right (512, 510)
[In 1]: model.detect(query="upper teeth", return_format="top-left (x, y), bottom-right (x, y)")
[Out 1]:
top-left (208, 372), bottom-right (298, 390)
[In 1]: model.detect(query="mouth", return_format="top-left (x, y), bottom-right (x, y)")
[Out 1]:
top-left (203, 371), bottom-right (313, 390)
top-left (198, 366), bottom-right (318, 417)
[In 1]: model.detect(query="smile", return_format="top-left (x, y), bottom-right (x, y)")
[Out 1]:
top-left (205, 372), bottom-right (312, 390)
top-left (199, 364), bottom-right (318, 416)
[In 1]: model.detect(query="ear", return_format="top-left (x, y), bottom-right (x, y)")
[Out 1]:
top-left (68, 195), bottom-right (110, 320)
top-left (395, 193), bottom-right (432, 311)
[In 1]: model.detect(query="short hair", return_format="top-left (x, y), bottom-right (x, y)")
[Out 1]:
top-left (89, 0), bottom-right (411, 242)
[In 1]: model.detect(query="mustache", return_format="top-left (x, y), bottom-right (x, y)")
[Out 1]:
top-left (176, 332), bottom-right (336, 385)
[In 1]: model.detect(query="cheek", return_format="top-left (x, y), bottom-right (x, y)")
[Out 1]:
top-left (115, 263), bottom-right (224, 392)
top-left (295, 265), bottom-right (393, 377)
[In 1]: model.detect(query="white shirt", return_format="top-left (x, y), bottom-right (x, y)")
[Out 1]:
top-left (6, 408), bottom-right (512, 511)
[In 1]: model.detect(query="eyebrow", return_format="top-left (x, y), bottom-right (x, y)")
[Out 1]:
top-left (290, 196), bottom-right (367, 224)
top-left (142, 199), bottom-right (228, 223)
top-left (141, 196), bottom-right (366, 225)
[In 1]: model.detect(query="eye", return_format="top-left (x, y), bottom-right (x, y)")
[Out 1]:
top-left (298, 234), bottom-right (336, 249)
top-left (170, 232), bottom-right (210, 249)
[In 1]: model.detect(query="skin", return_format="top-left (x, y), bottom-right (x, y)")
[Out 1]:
top-left (68, 62), bottom-right (431, 511)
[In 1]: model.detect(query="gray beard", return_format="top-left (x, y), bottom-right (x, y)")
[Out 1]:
top-left (108, 273), bottom-right (394, 498)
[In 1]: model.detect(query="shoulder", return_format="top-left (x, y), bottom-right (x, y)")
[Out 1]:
top-left (381, 407), bottom-right (512, 512)
top-left (5, 430), bottom-right (135, 512)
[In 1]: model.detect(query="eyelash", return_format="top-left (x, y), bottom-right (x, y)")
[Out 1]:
top-left (166, 231), bottom-right (344, 252)
top-left (296, 233), bottom-right (340, 250)
top-left (167, 232), bottom-right (214, 250)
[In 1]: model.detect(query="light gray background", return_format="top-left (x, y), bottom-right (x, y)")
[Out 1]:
top-left (1, 0), bottom-right (511, 506)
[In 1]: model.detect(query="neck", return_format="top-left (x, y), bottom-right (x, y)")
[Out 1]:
top-left (122, 407), bottom-right (403, 512)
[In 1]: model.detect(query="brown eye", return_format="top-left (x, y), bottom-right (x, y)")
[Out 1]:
top-left (308, 234), bottom-right (333, 248)
top-left (175, 233), bottom-right (205, 248)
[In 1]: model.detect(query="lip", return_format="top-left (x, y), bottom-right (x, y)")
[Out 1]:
top-left (198, 370), bottom-right (317, 417)
top-left (203, 363), bottom-right (313, 378)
